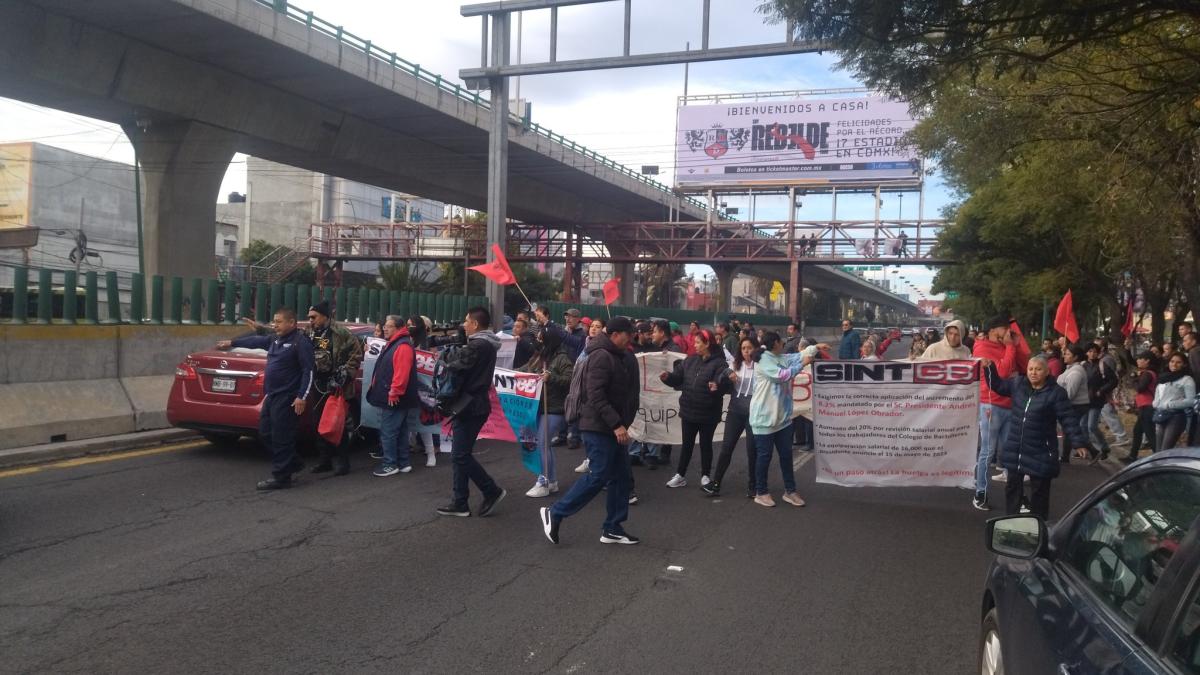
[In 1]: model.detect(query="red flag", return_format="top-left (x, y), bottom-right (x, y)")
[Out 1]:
top-left (1121, 300), bottom-right (1135, 338)
top-left (467, 244), bottom-right (516, 286)
top-left (603, 277), bottom-right (621, 305)
top-left (1054, 290), bottom-right (1080, 343)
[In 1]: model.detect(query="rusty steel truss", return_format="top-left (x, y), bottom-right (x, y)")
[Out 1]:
top-left (303, 219), bottom-right (948, 267)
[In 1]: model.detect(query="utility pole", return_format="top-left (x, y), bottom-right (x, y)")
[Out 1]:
top-left (485, 13), bottom-right (511, 320)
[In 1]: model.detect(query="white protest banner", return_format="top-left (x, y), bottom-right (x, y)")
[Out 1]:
top-left (629, 352), bottom-right (691, 445)
top-left (630, 353), bottom-right (814, 444)
top-left (812, 360), bottom-right (978, 488)
top-left (359, 337), bottom-right (388, 429)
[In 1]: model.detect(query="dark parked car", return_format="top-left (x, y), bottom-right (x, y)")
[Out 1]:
top-left (980, 448), bottom-right (1200, 674)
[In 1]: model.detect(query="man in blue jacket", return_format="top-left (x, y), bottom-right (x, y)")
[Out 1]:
top-left (837, 318), bottom-right (862, 360)
top-left (218, 307), bottom-right (315, 490)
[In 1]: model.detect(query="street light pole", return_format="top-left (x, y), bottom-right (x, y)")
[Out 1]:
top-left (485, 13), bottom-right (511, 320)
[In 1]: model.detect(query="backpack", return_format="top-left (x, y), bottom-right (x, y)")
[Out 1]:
top-left (432, 344), bottom-right (464, 404)
top-left (564, 352), bottom-right (593, 425)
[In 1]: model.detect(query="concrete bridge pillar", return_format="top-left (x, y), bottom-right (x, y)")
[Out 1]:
top-left (713, 265), bottom-right (737, 315)
top-left (613, 263), bottom-right (635, 305)
top-left (124, 120), bottom-right (239, 281)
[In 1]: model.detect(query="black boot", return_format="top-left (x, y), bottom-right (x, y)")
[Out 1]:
top-left (332, 455), bottom-right (350, 476)
top-left (311, 460), bottom-right (334, 473)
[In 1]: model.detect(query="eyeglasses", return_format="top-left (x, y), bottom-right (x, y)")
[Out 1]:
top-left (307, 315), bottom-right (318, 320)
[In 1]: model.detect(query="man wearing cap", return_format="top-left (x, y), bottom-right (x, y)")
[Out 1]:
top-left (301, 300), bottom-right (364, 475)
top-left (972, 314), bottom-right (1031, 510)
top-left (540, 316), bottom-right (641, 545)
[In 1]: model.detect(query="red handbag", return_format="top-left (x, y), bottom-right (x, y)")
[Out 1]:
top-left (318, 392), bottom-right (348, 446)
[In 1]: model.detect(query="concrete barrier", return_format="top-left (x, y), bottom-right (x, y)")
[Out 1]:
top-left (0, 324), bottom-right (245, 450)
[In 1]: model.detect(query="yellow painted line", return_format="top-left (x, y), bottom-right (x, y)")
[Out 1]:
top-left (0, 440), bottom-right (210, 479)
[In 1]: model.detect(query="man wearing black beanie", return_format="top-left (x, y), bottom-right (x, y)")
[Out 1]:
top-left (305, 299), bottom-right (363, 476)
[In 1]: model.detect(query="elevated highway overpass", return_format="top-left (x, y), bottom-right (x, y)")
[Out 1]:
top-left (0, 0), bottom-right (707, 281)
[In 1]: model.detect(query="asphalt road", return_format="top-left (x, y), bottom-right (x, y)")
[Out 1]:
top-left (0, 430), bottom-right (1113, 674)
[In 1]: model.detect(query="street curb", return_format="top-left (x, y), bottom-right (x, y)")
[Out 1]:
top-left (0, 428), bottom-right (200, 470)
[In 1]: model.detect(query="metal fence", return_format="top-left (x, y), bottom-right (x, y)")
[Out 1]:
top-left (0, 265), bottom-right (487, 327)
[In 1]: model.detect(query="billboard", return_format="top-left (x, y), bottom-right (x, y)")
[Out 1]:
top-left (674, 96), bottom-right (920, 187)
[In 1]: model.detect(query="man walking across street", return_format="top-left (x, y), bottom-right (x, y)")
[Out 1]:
top-left (218, 308), bottom-right (314, 490)
top-left (541, 316), bottom-right (641, 545)
top-left (436, 307), bottom-right (507, 517)
top-left (366, 315), bottom-right (418, 477)
top-left (1094, 338), bottom-right (1130, 448)
top-left (837, 319), bottom-right (861, 360)
top-left (304, 300), bottom-right (363, 476)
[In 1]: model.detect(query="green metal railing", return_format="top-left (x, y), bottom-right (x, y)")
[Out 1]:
top-left (0, 265), bottom-right (487, 328)
top-left (252, 0), bottom-right (708, 213)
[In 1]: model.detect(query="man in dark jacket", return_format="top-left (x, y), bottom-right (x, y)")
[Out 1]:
top-left (511, 317), bottom-right (535, 370)
top-left (218, 308), bottom-right (314, 490)
top-left (837, 319), bottom-right (861, 360)
top-left (540, 316), bottom-right (641, 545)
top-left (366, 315), bottom-right (418, 476)
top-left (436, 306), bottom-right (506, 518)
top-left (1085, 343), bottom-right (1120, 460)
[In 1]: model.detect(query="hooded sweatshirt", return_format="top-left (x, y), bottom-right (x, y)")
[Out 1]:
top-left (919, 320), bottom-right (972, 361)
top-left (972, 321), bottom-right (1031, 409)
top-left (750, 350), bottom-right (806, 435)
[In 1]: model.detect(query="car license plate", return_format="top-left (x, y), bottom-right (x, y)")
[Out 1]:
top-left (212, 377), bottom-right (237, 393)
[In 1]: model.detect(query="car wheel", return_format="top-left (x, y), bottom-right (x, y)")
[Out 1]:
top-left (979, 607), bottom-right (1004, 675)
top-left (201, 432), bottom-right (241, 447)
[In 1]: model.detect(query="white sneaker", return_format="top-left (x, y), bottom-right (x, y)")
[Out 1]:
top-left (526, 483), bottom-right (551, 498)
top-left (666, 473), bottom-right (687, 488)
top-left (700, 475), bottom-right (711, 487)
top-left (574, 458), bottom-right (590, 473)
top-left (548, 481), bottom-right (559, 494)
top-left (425, 453), bottom-right (437, 468)
top-left (991, 470), bottom-right (1007, 483)
top-left (399, 465), bottom-right (413, 473)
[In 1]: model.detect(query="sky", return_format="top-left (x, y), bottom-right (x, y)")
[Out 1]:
top-left (0, 0), bottom-right (950, 300)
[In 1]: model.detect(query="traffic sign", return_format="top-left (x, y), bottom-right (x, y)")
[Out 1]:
top-left (946, 291), bottom-right (959, 300)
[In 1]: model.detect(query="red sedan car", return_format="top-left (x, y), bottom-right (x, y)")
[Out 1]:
top-left (166, 323), bottom-right (376, 446)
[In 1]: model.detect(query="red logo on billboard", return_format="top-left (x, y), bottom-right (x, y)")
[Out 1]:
top-left (768, 125), bottom-right (817, 160)
top-left (705, 129), bottom-right (728, 159)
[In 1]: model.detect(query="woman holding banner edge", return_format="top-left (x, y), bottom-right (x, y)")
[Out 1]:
top-left (750, 331), bottom-right (808, 508)
top-left (703, 335), bottom-right (760, 498)
top-left (660, 329), bottom-right (733, 489)
top-left (980, 355), bottom-right (1088, 519)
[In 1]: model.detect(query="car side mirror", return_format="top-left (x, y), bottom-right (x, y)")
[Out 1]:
top-left (986, 515), bottom-right (1046, 559)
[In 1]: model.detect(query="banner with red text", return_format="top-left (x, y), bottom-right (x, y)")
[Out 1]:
top-left (812, 360), bottom-right (978, 488)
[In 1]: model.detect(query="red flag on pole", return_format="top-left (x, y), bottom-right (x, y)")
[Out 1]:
top-left (603, 277), bottom-right (621, 305)
top-left (1121, 300), bottom-right (1135, 338)
top-left (467, 243), bottom-right (517, 286)
top-left (1053, 290), bottom-right (1080, 343)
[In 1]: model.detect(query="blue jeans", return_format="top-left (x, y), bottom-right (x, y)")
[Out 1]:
top-left (536, 413), bottom-right (565, 482)
top-left (380, 404), bottom-right (412, 469)
top-left (1086, 407), bottom-right (1111, 454)
top-left (754, 424), bottom-right (796, 495)
top-left (550, 431), bottom-right (632, 534)
top-left (450, 413), bottom-right (500, 509)
top-left (976, 404), bottom-right (1011, 494)
top-left (629, 441), bottom-right (661, 458)
top-left (1099, 402), bottom-right (1128, 442)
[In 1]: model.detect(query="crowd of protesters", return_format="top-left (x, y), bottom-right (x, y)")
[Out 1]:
top-left (216, 299), bottom-right (1200, 542)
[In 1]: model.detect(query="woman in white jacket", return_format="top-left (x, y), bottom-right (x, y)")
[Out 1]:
top-left (749, 331), bottom-right (807, 508)
top-left (1153, 352), bottom-right (1195, 452)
